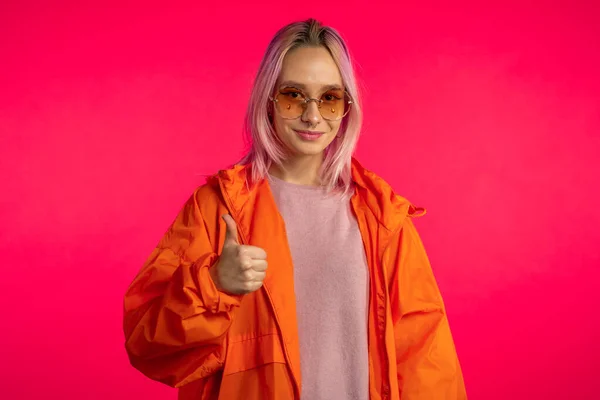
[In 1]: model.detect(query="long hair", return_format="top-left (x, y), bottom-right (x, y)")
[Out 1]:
top-left (239, 18), bottom-right (363, 193)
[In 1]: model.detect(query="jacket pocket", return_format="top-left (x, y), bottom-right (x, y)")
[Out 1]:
top-left (223, 333), bottom-right (287, 375)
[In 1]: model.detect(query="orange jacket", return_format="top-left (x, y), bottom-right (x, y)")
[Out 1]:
top-left (123, 158), bottom-right (467, 400)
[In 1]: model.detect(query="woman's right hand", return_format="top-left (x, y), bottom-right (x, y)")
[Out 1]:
top-left (209, 214), bottom-right (268, 295)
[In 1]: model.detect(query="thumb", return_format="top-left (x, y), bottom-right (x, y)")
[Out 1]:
top-left (222, 214), bottom-right (239, 246)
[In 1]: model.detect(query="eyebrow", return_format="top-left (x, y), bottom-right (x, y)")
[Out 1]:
top-left (278, 80), bottom-right (344, 92)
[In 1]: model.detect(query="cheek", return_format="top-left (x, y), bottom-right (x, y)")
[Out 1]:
top-left (273, 117), bottom-right (291, 139)
top-left (329, 120), bottom-right (342, 134)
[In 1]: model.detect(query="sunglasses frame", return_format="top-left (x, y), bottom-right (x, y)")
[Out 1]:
top-left (269, 88), bottom-right (354, 121)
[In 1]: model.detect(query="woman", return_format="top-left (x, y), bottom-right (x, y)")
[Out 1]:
top-left (123, 18), bottom-right (467, 400)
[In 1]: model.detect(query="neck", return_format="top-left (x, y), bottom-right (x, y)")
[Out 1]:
top-left (269, 154), bottom-right (324, 186)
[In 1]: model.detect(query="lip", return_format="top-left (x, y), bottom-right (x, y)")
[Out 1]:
top-left (294, 130), bottom-right (326, 141)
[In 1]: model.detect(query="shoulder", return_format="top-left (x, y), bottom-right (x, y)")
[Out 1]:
top-left (351, 158), bottom-right (426, 232)
top-left (185, 162), bottom-right (253, 215)
top-left (192, 178), bottom-right (222, 204)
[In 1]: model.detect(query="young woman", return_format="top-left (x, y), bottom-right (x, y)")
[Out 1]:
top-left (123, 18), bottom-right (467, 400)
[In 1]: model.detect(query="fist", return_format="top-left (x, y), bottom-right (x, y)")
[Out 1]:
top-left (209, 214), bottom-right (268, 295)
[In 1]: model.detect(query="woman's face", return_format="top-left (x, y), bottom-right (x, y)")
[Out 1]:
top-left (271, 46), bottom-right (345, 158)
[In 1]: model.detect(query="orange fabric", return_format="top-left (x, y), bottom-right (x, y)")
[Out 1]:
top-left (123, 158), bottom-right (467, 400)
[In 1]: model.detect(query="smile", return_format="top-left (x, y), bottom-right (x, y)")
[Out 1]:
top-left (294, 130), bottom-right (325, 141)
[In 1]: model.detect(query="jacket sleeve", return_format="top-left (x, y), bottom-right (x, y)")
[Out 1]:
top-left (387, 217), bottom-right (467, 399)
top-left (123, 189), bottom-right (241, 388)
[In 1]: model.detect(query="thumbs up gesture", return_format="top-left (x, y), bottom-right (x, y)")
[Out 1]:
top-left (209, 214), bottom-right (268, 295)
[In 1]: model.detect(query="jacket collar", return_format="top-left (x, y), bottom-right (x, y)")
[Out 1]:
top-left (212, 157), bottom-right (425, 234)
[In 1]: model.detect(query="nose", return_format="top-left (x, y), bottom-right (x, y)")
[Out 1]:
top-left (301, 99), bottom-right (322, 126)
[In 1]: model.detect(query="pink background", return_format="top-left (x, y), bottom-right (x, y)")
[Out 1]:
top-left (1, 1), bottom-right (599, 399)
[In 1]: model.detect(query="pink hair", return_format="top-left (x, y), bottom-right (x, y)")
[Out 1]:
top-left (239, 19), bottom-right (363, 193)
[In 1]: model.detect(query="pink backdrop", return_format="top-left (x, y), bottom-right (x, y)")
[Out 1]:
top-left (1, 1), bottom-right (599, 399)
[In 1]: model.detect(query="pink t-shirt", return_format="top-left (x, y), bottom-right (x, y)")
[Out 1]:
top-left (268, 175), bottom-right (370, 400)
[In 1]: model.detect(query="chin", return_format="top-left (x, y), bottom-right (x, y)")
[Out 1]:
top-left (288, 146), bottom-right (326, 157)
top-left (290, 139), bottom-right (331, 156)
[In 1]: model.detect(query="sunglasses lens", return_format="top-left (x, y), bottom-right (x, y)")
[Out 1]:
top-left (275, 89), bottom-right (305, 119)
top-left (319, 89), bottom-right (351, 121)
